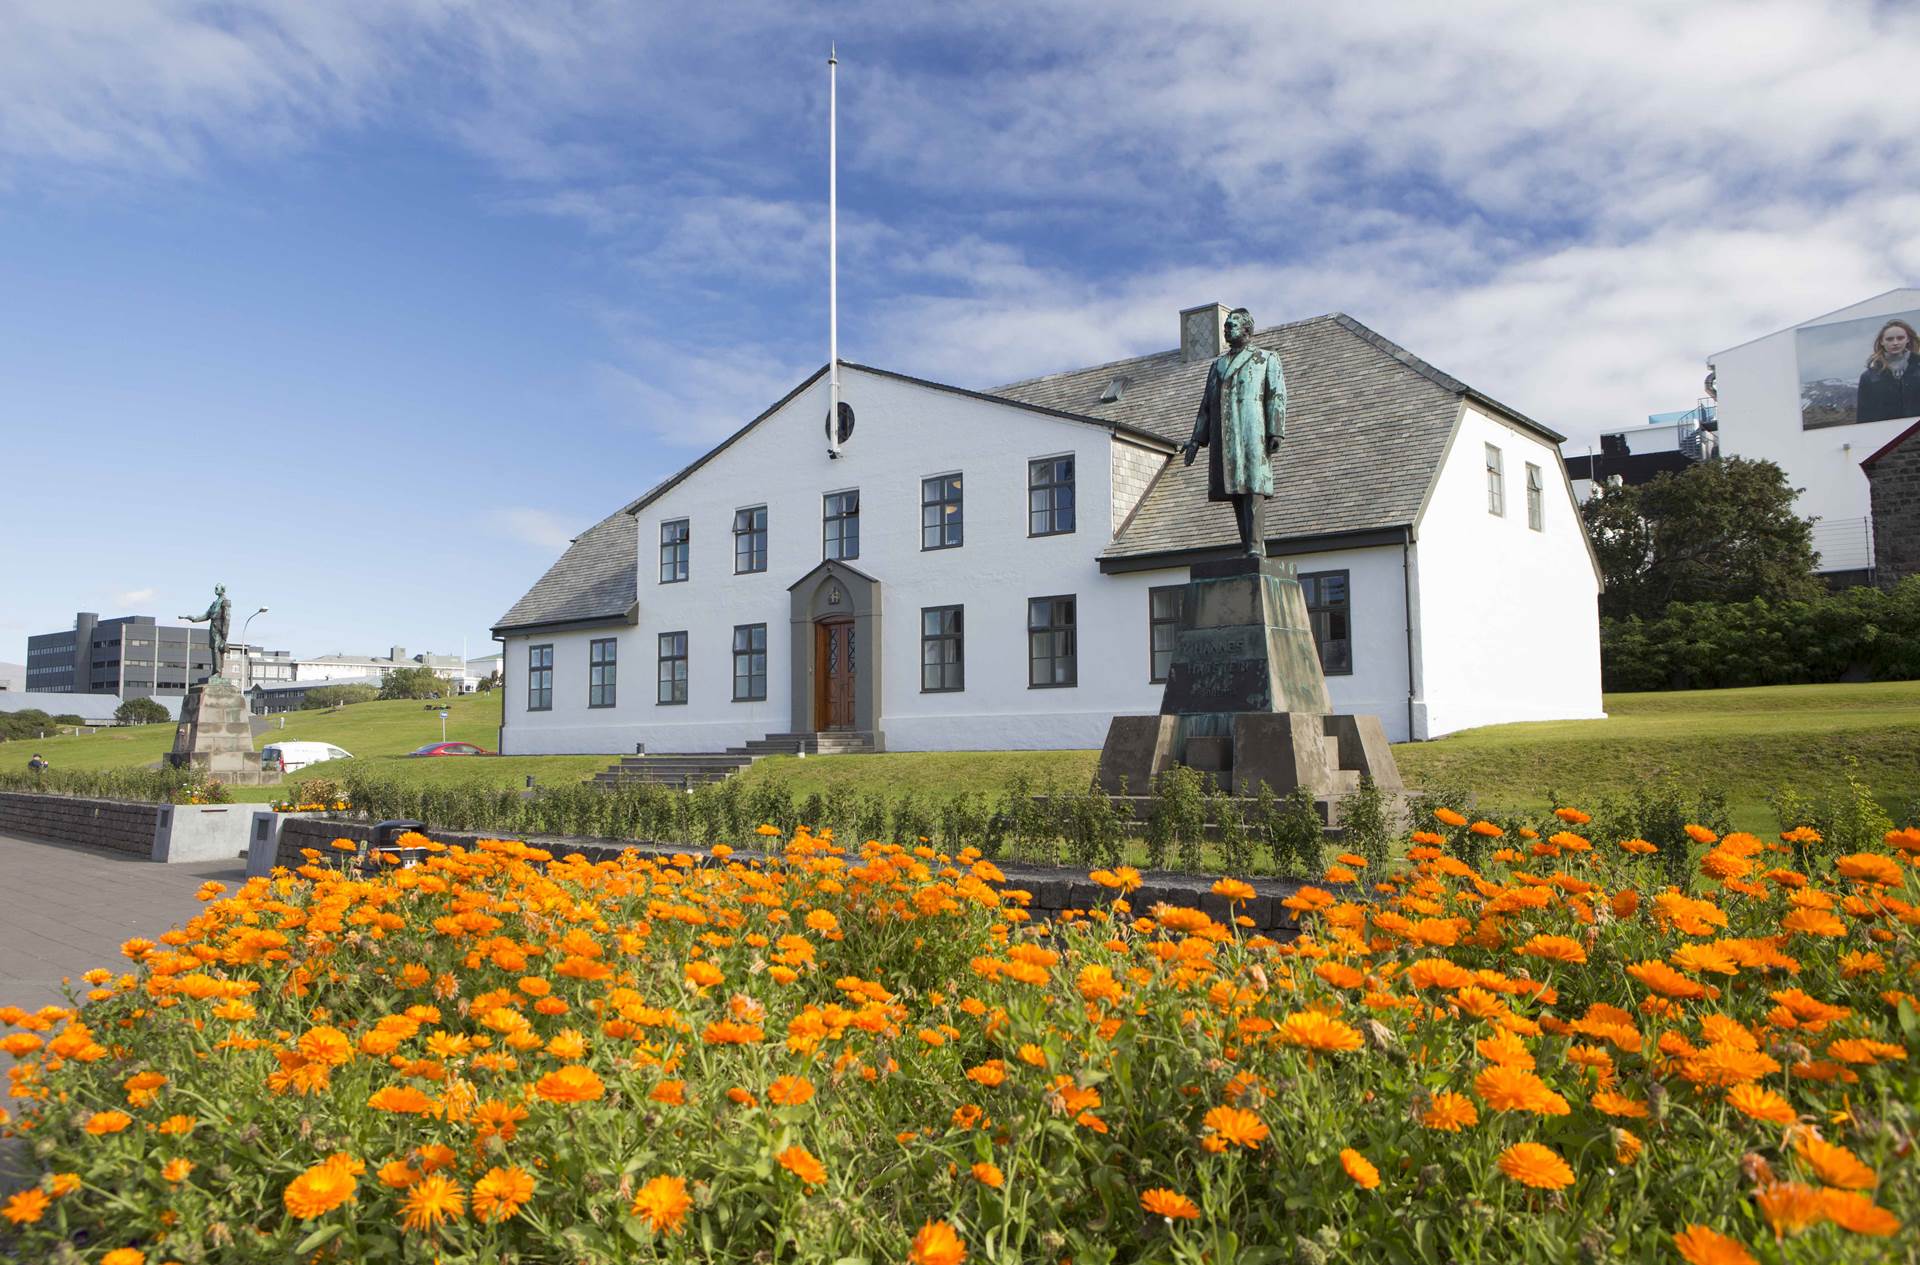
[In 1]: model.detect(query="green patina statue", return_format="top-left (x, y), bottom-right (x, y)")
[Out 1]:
top-left (1182, 307), bottom-right (1287, 556)
top-left (181, 584), bottom-right (231, 676)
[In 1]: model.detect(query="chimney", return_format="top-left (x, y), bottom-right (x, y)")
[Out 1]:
top-left (390, 646), bottom-right (406, 663)
top-left (1180, 303), bottom-right (1230, 363)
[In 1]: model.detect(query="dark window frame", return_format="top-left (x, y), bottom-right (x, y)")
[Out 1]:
top-left (656, 631), bottom-right (688, 705)
top-left (734, 505), bottom-right (768, 574)
top-left (527, 643), bottom-right (553, 712)
top-left (1525, 462), bottom-right (1544, 532)
top-left (660, 519), bottom-right (690, 584)
top-left (920, 605), bottom-right (964, 693)
top-left (588, 637), bottom-right (617, 708)
top-left (1028, 456), bottom-right (1077, 537)
top-left (823, 490), bottom-right (860, 561)
top-left (1148, 584), bottom-right (1184, 683)
top-left (1027, 594), bottom-right (1078, 688)
top-left (921, 473), bottom-right (964, 551)
top-left (1299, 570), bottom-right (1353, 677)
top-left (732, 623), bottom-right (768, 702)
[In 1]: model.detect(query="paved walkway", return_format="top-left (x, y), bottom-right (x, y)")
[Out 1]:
top-left (1, 831), bottom-right (246, 1092)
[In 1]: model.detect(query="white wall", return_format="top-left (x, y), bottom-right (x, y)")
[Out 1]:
top-left (1412, 405), bottom-right (1605, 739)
top-left (1711, 290), bottom-right (1920, 573)
top-left (503, 368), bottom-right (1174, 755)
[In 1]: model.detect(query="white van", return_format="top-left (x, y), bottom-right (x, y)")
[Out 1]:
top-left (260, 742), bottom-right (354, 774)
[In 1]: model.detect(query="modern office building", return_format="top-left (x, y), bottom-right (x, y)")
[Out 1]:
top-left (26, 613), bottom-right (230, 700)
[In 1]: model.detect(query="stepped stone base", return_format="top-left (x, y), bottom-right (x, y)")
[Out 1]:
top-left (167, 678), bottom-right (277, 786)
top-left (1097, 555), bottom-right (1402, 801)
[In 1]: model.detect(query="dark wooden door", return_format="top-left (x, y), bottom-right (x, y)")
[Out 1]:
top-left (815, 620), bottom-right (856, 730)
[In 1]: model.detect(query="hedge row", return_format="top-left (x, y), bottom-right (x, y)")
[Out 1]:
top-left (1601, 576), bottom-right (1920, 691)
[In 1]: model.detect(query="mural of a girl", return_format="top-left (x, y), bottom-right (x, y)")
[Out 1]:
top-left (1856, 318), bottom-right (1920, 423)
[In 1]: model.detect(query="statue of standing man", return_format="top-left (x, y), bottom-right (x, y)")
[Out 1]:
top-left (1183, 307), bottom-right (1287, 557)
top-left (181, 584), bottom-right (232, 678)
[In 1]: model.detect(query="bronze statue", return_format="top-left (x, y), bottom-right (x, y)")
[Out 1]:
top-left (181, 584), bottom-right (232, 675)
top-left (1182, 307), bottom-right (1287, 556)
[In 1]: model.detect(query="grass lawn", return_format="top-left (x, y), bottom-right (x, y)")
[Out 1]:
top-left (6, 681), bottom-right (1916, 831)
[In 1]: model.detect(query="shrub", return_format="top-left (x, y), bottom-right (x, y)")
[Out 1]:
top-left (301, 684), bottom-right (379, 709)
top-left (113, 697), bottom-right (171, 726)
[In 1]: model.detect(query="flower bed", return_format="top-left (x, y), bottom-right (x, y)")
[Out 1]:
top-left (1, 811), bottom-right (1915, 1262)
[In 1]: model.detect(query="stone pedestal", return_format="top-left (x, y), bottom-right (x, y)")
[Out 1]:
top-left (168, 677), bottom-right (276, 786)
top-left (1096, 557), bottom-right (1401, 805)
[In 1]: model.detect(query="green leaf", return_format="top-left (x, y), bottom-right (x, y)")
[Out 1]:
top-left (294, 1223), bottom-right (345, 1254)
top-left (1899, 998), bottom-right (1919, 1041)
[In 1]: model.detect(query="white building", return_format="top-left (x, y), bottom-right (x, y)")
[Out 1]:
top-left (492, 307), bottom-right (1605, 755)
top-left (1565, 404), bottom-right (1717, 502)
top-left (293, 648), bottom-right (466, 688)
top-left (1709, 288), bottom-right (1920, 582)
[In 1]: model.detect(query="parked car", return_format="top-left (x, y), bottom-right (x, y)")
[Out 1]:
top-left (260, 742), bottom-right (354, 774)
top-left (407, 742), bottom-right (495, 757)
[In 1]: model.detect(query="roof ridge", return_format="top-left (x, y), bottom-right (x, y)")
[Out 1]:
top-left (991, 311), bottom-right (1340, 393)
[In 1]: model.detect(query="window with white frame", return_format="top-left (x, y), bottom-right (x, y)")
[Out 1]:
top-left (1485, 444), bottom-right (1505, 517)
top-left (1525, 463), bottom-right (1544, 531)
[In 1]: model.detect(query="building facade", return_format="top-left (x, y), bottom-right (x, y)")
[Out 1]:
top-left (1709, 289), bottom-right (1920, 583)
top-left (1565, 403), bottom-right (1717, 501)
top-left (25, 614), bottom-right (218, 699)
top-left (1861, 420), bottom-right (1920, 588)
top-left (493, 309), bottom-right (1604, 756)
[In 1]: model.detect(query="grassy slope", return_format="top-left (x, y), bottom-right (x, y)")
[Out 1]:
top-left (7, 682), bottom-right (1917, 829)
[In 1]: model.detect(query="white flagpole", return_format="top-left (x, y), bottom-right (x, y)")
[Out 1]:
top-left (827, 43), bottom-right (841, 458)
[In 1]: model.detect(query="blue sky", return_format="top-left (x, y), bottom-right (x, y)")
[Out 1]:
top-left (3, 1), bottom-right (1918, 662)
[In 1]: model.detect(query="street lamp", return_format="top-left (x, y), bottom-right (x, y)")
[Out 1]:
top-left (240, 607), bottom-right (268, 688)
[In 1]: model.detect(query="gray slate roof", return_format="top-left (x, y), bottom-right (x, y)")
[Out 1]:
top-left (993, 312), bottom-right (1560, 561)
top-left (494, 312), bottom-right (1561, 629)
top-left (492, 506), bottom-right (637, 634)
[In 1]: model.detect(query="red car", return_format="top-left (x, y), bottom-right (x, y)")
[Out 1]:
top-left (407, 742), bottom-right (495, 757)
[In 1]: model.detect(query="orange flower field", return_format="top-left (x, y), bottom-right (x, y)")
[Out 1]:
top-left (1, 812), bottom-right (1916, 1262)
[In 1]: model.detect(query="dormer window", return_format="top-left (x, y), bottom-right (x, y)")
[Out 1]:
top-left (1099, 374), bottom-right (1132, 404)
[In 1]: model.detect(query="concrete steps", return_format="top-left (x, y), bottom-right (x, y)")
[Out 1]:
top-left (593, 731), bottom-right (875, 791)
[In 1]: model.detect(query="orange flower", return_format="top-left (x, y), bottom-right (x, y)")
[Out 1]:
top-left (283, 1154), bottom-right (362, 1220)
top-left (100, 1252), bottom-right (144, 1265)
top-left (1140, 1187), bottom-right (1200, 1220)
top-left (1211, 878), bottom-right (1256, 903)
top-left (630, 1174), bottom-right (692, 1236)
top-left (160, 1158), bottom-right (193, 1183)
top-left (1201, 1105), bottom-right (1269, 1149)
top-left (1590, 1090), bottom-right (1650, 1119)
top-left (1818, 1189), bottom-right (1900, 1236)
top-left (1626, 960), bottom-right (1707, 1000)
top-left (1672, 1224), bottom-right (1757, 1265)
top-left (650, 1079), bottom-right (687, 1106)
top-left (84, 1110), bottom-right (132, 1135)
top-left (471, 1165), bottom-right (535, 1222)
top-left (1834, 853), bottom-right (1901, 885)
top-left (767, 1075), bottom-right (815, 1106)
top-left (1433, 808), bottom-right (1468, 827)
top-left (702, 1020), bottom-right (764, 1045)
top-left (1474, 1065), bottom-right (1569, 1116)
top-left (1338, 1148), bottom-right (1379, 1189)
top-left (400, 1173), bottom-right (464, 1232)
top-left (1726, 1084), bottom-right (1795, 1125)
top-left (908, 1219), bottom-right (968, 1265)
top-left (775, 1145), bottom-right (827, 1186)
top-left (2, 1188), bottom-right (49, 1226)
top-left (533, 1065), bottom-right (604, 1103)
top-left (1517, 934), bottom-right (1587, 964)
top-left (1793, 1134), bottom-right (1875, 1189)
top-left (1754, 1182), bottom-right (1826, 1237)
top-left (971, 1161), bottom-right (1004, 1189)
top-left (1419, 1091), bottom-right (1478, 1132)
top-left (368, 1085), bottom-right (436, 1114)
top-left (1496, 1141), bottom-right (1573, 1190)
top-left (1274, 1011), bottom-right (1363, 1053)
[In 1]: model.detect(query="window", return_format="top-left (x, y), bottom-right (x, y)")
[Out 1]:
top-left (1148, 585), bottom-right (1184, 682)
top-left (589, 638), bottom-right (617, 708)
top-left (656, 632), bottom-right (688, 704)
top-left (1485, 444), bottom-right (1505, 516)
top-left (1028, 595), bottom-right (1077, 687)
top-left (921, 606), bottom-right (964, 692)
top-left (824, 490), bottom-right (860, 560)
top-left (734, 506), bottom-right (768, 574)
top-left (527, 644), bottom-right (553, 711)
top-left (921, 474), bottom-right (963, 550)
top-left (1028, 457), bottom-right (1076, 536)
top-left (1299, 571), bottom-right (1352, 675)
top-left (732, 624), bottom-right (767, 702)
top-left (1525, 463), bottom-right (1544, 531)
top-left (659, 519), bottom-right (690, 583)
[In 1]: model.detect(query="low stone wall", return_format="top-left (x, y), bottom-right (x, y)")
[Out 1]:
top-left (0, 791), bottom-right (161, 857)
top-left (275, 818), bottom-right (1310, 936)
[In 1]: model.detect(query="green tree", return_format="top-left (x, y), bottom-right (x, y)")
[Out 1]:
top-left (1583, 457), bottom-right (1823, 621)
top-left (114, 697), bottom-right (171, 726)
top-left (302, 684), bottom-right (380, 709)
top-left (378, 665), bottom-right (453, 700)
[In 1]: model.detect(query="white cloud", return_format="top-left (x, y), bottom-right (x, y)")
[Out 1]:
top-left (496, 507), bottom-right (581, 551)
top-left (116, 587), bottom-right (157, 606)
